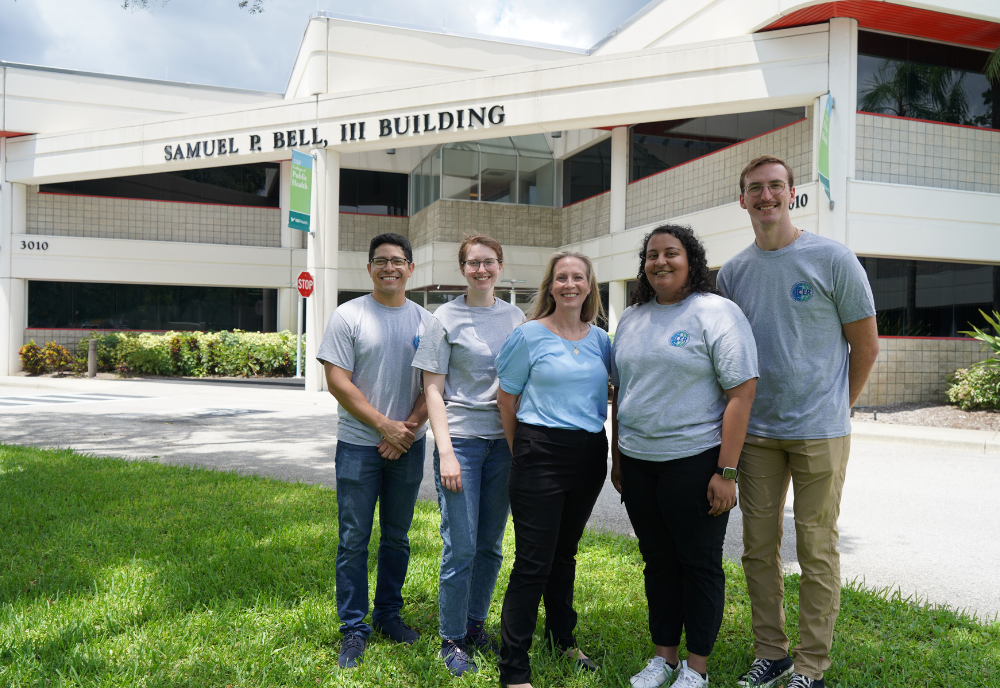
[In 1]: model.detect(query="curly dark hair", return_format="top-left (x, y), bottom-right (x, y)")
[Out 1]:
top-left (631, 224), bottom-right (719, 306)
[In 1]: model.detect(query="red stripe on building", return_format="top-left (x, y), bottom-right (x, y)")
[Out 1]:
top-left (760, 1), bottom-right (1000, 51)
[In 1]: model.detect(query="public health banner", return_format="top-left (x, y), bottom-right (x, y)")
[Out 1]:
top-left (818, 94), bottom-right (834, 206)
top-left (289, 150), bottom-right (312, 232)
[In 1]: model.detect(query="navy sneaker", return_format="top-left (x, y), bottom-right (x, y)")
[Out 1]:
top-left (338, 632), bottom-right (366, 669)
top-left (372, 614), bottom-right (420, 645)
top-left (736, 656), bottom-right (795, 687)
top-left (440, 639), bottom-right (478, 676)
top-left (786, 674), bottom-right (825, 688)
top-left (465, 618), bottom-right (501, 656)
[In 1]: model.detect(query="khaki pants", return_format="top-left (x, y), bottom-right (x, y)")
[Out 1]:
top-left (738, 434), bottom-right (851, 680)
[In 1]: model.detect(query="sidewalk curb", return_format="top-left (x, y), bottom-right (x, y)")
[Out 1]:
top-left (852, 421), bottom-right (1000, 455)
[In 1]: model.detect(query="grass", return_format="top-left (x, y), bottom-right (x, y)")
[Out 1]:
top-left (0, 444), bottom-right (997, 687)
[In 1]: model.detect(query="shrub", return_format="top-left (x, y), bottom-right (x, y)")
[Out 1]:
top-left (111, 330), bottom-right (302, 378)
top-left (41, 342), bottom-right (75, 374)
top-left (76, 332), bottom-right (122, 373)
top-left (960, 309), bottom-right (1000, 370)
top-left (946, 366), bottom-right (1000, 410)
top-left (18, 341), bottom-right (45, 375)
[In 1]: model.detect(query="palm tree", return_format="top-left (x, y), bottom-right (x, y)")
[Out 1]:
top-left (986, 47), bottom-right (999, 131)
top-left (859, 59), bottom-right (972, 125)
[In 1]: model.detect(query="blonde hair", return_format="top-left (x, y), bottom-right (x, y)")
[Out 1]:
top-left (528, 250), bottom-right (605, 324)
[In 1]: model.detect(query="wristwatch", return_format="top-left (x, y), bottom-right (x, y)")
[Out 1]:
top-left (715, 465), bottom-right (738, 480)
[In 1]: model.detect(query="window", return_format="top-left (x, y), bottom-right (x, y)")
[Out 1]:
top-left (630, 108), bottom-right (806, 182)
top-left (858, 258), bottom-right (1000, 337)
top-left (339, 169), bottom-right (408, 216)
top-left (28, 281), bottom-right (278, 332)
top-left (40, 163), bottom-right (280, 208)
top-left (411, 135), bottom-right (556, 214)
top-left (563, 138), bottom-right (612, 205)
top-left (857, 31), bottom-right (996, 129)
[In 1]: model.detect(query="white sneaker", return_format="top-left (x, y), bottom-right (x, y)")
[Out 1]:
top-left (668, 661), bottom-right (709, 688)
top-left (630, 656), bottom-right (677, 688)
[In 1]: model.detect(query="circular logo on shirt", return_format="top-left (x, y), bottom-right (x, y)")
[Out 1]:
top-left (412, 335), bottom-right (421, 350)
top-left (669, 330), bottom-right (690, 347)
top-left (790, 281), bottom-right (813, 302)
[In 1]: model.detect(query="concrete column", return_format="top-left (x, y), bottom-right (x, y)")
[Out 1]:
top-left (277, 158), bottom-right (299, 333)
top-left (816, 17), bottom-right (859, 246)
top-left (609, 126), bottom-right (629, 234)
top-left (0, 152), bottom-right (28, 374)
top-left (607, 279), bottom-right (627, 334)
top-left (305, 149), bottom-right (340, 393)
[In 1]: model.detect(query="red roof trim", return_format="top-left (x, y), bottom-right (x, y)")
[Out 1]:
top-left (760, 1), bottom-right (1000, 51)
top-left (37, 191), bottom-right (279, 211)
top-left (0, 130), bottom-right (32, 138)
top-left (859, 111), bottom-right (1000, 134)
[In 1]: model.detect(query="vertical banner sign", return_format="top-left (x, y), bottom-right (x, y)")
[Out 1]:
top-left (289, 150), bottom-right (312, 232)
top-left (818, 94), bottom-right (835, 207)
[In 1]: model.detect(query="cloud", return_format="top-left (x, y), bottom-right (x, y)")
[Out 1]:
top-left (0, 0), bottom-right (654, 93)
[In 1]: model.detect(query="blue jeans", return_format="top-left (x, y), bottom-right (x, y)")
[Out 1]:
top-left (334, 436), bottom-right (426, 638)
top-left (434, 437), bottom-right (512, 640)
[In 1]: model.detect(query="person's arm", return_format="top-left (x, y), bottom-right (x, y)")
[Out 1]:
top-left (324, 361), bottom-right (417, 453)
top-left (707, 377), bottom-right (757, 516)
top-left (498, 388), bottom-right (520, 454)
top-left (610, 386), bottom-right (622, 494)
top-left (424, 372), bottom-right (461, 492)
top-left (843, 315), bottom-right (880, 407)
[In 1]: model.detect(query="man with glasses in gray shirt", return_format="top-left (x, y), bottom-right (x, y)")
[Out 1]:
top-left (717, 156), bottom-right (879, 688)
top-left (316, 233), bottom-right (431, 669)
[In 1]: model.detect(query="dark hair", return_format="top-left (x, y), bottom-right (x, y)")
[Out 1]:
top-left (738, 155), bottom-right (795, 194)
top-left (369, 233), bottom-right (413, 263)
top-left (631, 224), bottom-right (719, 306)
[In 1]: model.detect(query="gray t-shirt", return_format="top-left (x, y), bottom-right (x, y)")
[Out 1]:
top-left (316, 294), bottom-right (432, 446)
top-left (717, 230), bottom-right (876, 440)
top-left (611, 292), bottom-right (759, 461)
top-left (411, 296), bottom-right (524, 440)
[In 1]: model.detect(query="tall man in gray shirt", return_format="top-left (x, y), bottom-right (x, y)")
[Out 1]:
top-left (717, 156), bottom-right (880, 688)
top-left (316, 233), bottom-right (431, 669)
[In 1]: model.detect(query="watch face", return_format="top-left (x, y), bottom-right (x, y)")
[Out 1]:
top-left (722, 467), bottom-right (738, 480)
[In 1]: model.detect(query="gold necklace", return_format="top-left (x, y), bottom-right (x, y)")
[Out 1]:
top-left (550, 321), bottom-right (585, 355)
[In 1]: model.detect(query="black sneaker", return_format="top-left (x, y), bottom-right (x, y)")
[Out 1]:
top-left (786, 674), bottom-right (825, 688)
top-left (372, 614), bottom-right (420, 644)
top-left (465, 618), bottom-right (501, 656)
top-left (736, 656), bottom-right (795, 687)
top-left (440, 639), bottom-right (478, 676)
top-left (338, 632), bottom-right (366, 669)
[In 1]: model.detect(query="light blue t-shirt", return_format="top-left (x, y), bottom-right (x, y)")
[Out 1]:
top-left (611, 293), bottom-right (759, 461)
top-left (495, 320), bottom-right (612, 434)
top-left (717, 231), bottom-right (876, 440)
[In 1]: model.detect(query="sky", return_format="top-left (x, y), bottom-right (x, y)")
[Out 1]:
top-left (0, 0), bottom-right (655, 94)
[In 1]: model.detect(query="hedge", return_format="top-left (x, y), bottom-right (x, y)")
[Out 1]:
top-left (15, 330), bottom-right (305, 378)
top-left (947, 365), bottom-right (1000, 410)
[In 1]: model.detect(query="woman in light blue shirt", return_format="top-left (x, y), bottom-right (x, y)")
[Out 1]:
top-left (494, 250), bottom-right (612, 688)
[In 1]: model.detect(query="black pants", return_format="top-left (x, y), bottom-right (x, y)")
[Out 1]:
top-left (620, 447), bottom-right (729, 657)
top-left (498, 423), bottom-right (608, 685)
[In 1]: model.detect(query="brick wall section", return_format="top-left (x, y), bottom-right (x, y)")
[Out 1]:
top-left (561, 192), bottom-right (610, 244)
top-left (855, 337), bottom-right (993, 406)
top-left (856, 114), bottom-right (1000, 194)
top-left (625, 119), bottom-right (813, 229)
top-left (27, 192), bottom-right (281, 247)
top-left (409, 199), bottom-right (561, 248)
top-left (339, 213), bottom-right (409, 252)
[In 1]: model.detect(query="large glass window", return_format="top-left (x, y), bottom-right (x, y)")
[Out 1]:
top-left (857, 31), bottom-right (996, 130)
top-left (563, 138), bottom-right (612, 205)
top-left (40, 163), bottom-right (280, 208)
top-left (858, 258), bottom-right (1000, 337)
top-left (339, 169), bottom-right (408, 216)
top-left (411, 135), bottom-right (555, 214)
top-left (630, 107), bottom-right (806, 182)
top-left (28, 281), bottom-right (278, 332)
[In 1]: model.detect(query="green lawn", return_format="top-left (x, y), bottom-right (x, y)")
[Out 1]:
top-left (0, 444), bottom-right (996, 687)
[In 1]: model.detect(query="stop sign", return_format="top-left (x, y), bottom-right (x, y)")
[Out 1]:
top-left (296, 271), bottom-right (314, 298)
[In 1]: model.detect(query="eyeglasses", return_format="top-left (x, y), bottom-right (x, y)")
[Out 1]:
top-left (370, 257), bottom-right (410, 268)
top-left (462, 259), bottom-right (500, 270)
top-left (743, 181), bottom-right (787, 196)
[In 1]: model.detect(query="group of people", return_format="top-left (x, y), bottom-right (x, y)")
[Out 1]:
top-left (316, 155), bottom-right (880, 688)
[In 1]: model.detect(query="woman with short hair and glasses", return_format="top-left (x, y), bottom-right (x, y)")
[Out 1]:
top-left (494, 250), bottom-right (612, 688)
top-left (611, 224), bottom-right (758, 688)
top-left (412, 235), bottom-right (524, 676)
